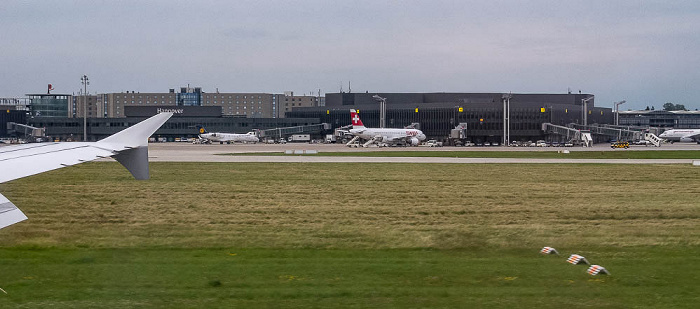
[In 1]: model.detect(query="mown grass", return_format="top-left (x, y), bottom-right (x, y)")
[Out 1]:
top-left (1, 247), bottom-right (697, 308)
top-left (224, 150), bottom-right (700, 159)
top-left (0, 162), bottom-right (698, 308)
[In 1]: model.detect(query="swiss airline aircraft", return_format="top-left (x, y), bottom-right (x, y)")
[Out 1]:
top-left (196, 125), bottom-right (259, 144)
top-left (658, 129), bottom-right (700, 143)
top-left (348, 109), bottom-right (426, 146)
top-left (0, 112), bottom-right (173, 230)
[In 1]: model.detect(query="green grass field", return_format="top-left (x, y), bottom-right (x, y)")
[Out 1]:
top-left (0, 162), bottom-right (698, 308)
top-left (225, 150), bottom-right (700, 159)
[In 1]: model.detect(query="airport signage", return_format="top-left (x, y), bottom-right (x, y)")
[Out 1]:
top-left (125, 106), bottom-right (222, 117)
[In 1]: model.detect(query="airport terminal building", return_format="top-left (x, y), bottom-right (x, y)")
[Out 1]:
top-left (288, 92), bottom-right (612, 143)
top-left (3, 89), bottom-right (616, 143)
top-left (80, 88), bottom-right (321, 119)
top-left (25, 106), bottom-right (319, 142)
top-left (619, 110), bottom-right (700, 128)
top-left (1, 87), bottom-right (324, 141)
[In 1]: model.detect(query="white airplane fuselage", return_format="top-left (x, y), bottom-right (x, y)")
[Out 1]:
top-left (658, 129), bottom-right (700, 143)
top-left (348, 109), bottom-right (426, 146)
top-left (349, 128), bottom-right (426, 145)
top-left (200, 132), bottom-right (259, 143)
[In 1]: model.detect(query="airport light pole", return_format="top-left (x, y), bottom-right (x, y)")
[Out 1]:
top-left (614, 100), bottom-right (626, 126)
top-left (372, 95), bottom-right (386, 128)
top-left (80, 75), bottom-right (89, 141)
top-left (502, 93), bottom-right (512, 146)
top-left (581, 95), bottom-right (594, 126)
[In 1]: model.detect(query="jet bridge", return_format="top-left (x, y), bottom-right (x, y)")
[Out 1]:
top-left (6, 122), bottom-right (45, 140)
top-left (542, 123), bottom-right (583, 143)
top-left (258, 123), bottom-right (329, 141)
top-left (543, 123), bottom-right (643, 145)
top-left (570, 124), bottom-right (642, 142)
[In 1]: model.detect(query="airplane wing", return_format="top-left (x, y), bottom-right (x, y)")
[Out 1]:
top-left (0, 112), bottom-right (173, 229)
top-left (0, 142), bottom-right (116, 184)
top-left (384, 135), bottom-right (408, 142)
top-left (681, 132), bottom-right (700, 141)
top-left (384, 136), bottom-right (402, 142)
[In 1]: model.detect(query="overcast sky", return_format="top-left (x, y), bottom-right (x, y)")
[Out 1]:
top-left (1, 0), bottom-right (698, 110)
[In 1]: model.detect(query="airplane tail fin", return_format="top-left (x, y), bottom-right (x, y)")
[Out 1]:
top-left (350, 109), bottom-right (365, 128)
top-left (98, 112), bottom-right (173, 180)
top-left (196, 125), bottom-right (208, 134)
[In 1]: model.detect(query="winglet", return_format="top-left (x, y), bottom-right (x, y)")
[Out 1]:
top-left (112, 146), bottom-right (150, 180)
top-left (98, 112), bottom-right (173, 180)
top-left (98, 112), bottom-right (173, 148)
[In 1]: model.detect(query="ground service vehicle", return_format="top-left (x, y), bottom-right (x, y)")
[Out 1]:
top-left (611, 141), bottom-right (629, 149)
top-left (288, 134), bottom-right (311, 142)
top-left (424, 140), bottom-right (443, 147)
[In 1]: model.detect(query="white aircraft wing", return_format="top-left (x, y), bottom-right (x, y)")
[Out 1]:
top-left (681, 132), bottom-right (700, 140)
top-left (0, 143), bottom-right (115, 183)
top-left (0, 112), bottom-right (173, 229)
top-left (384, 135), bottom-right (408, 142)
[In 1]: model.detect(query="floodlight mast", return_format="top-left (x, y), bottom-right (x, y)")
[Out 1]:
top-left (614, 100), bottom-right (626, 126)
top-left (581, 95), bottom-right (594, 126)
top-left (80, 75), bottom-right (89, 141)
top-left (372, 95), bottom-right (387, 128)
top-left (502, 93), bottom-right (512, 146)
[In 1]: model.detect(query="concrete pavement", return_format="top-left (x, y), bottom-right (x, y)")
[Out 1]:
top-left (144, 143), bottom-right (700, 164)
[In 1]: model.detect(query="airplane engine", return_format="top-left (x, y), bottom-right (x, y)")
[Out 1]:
top-left (409, 137), bottom-right (420, 146)
top-left (680, 137), bottom-right (694, 143)
top-left (373, 135), bottom-right (383, 142)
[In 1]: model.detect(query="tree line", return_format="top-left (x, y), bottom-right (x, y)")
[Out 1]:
top-left (644, 103), bottom-right (688, 111)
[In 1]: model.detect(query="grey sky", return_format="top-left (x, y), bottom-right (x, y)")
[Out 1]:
top-left (1, 0), bottom-right (699, 110)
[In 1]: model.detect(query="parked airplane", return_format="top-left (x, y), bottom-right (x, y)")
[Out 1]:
top-left (658, 129), bottom-right (700, 143)
top-left (0, 112), bottom-right (173, 230)
top-left (196, 125), bottom-right (259, 144)
top-left (348, 109), bottom-right (426, 146)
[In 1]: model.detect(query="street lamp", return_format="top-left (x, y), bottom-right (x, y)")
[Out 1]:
top-left (614, 100), bottom-right (626, 126)
top-left (80, 75), bottom-right (89, 141)
top-left (581, 95), bottom-right (594, 126)
top-left (372, 95), bottom-right (386, 128)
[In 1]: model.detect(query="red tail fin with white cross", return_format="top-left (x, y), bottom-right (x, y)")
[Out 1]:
top-left (350, 109), bottom-right (365, 128)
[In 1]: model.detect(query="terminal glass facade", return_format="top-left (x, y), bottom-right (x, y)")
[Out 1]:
top-left (176, 92), bottom-right (201, 106)
top-left (28, 94), bottom-right (69, 117)
top-left (619, 111), bottom-right (700, 128)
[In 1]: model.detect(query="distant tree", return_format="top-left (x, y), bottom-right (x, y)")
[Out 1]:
top-left (662, 102), bottom-right (687, 111)
top-left (651, 106), bottom-right (655, 110)
top-left (645, 106), bottom-right (650, 110)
